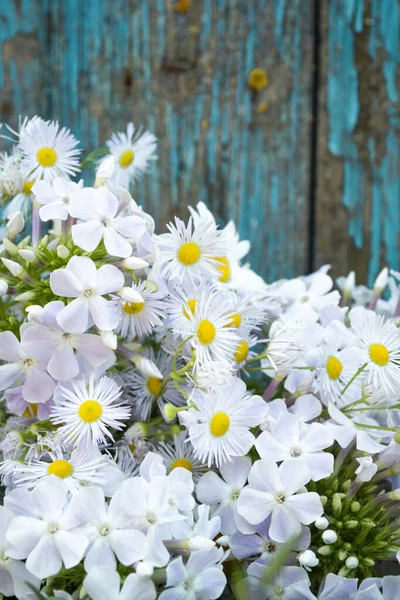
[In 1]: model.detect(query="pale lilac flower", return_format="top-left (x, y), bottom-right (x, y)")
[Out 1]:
top-left (0, 328), bottom-right (55, 403)
top-left (69, 186), bottom-right (146, 258)
top-left (50, 256), bottom-right (124, 333)
top-left (355, 456), bottom-right (378, 482)
top-left (237, 459), bottom-right (323, 543)
top-left (32, 177), bottom-right (82, 221)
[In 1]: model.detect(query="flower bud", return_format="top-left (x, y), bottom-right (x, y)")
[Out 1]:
top-left (120, 287), bottom-right (144, 304)
top-left (18, 249), bottom-right (35, 263)
top-left (187, 536), bottom-right (215, 551)
top-left (47, 237), bottom-right (60, 251)
top-left (332, 493), bottom-right (342, 517)
top-left (351, 501), bottom-right (361, 512)
top-left (135, 561), bottom-right (154, 579)
top-left (25, 304), bottom-right (44, 322)
top-left (145, 279), bottom-right (159, 293)
top-left (343, 271), bottom-right (355, 295)
top-left (133, 356), bottom-right (163, 379)
top-left (163, 403), bottom-right (178, 422)
top-left (1, 257), bottom-right (23, 277)
top-left (315, 517), bottom-right (329, 530)
top-left (100, 330), bottom-right (117, 350)
top-left (395, 430), bottom-right (400, 444)
top-left (0, 279), bottom-right (8, 295)
top-left (299, 550), bottom-right (319, 569)
top-left (217, 536), bottom-right (230, 547)
top-left (7, 211), bottom-right (25, 236)
top-left (122, 256), bottom-right (149, 270)
top-left (345, 556), bottom-right (359, 569)
top-left (15, 291), bottom-right (36, 303)
top-left (344, 520), bottom-right (358, 529)
top-left (57, 244), bottom-right (70, 259)
top-left (374, 267), bottom-right (388, 291)
top-left (2, 237), bottom-right (19, 256)
top-left (322, 530), bottom-right (337, 544)
top-left (317, 545), bottom-right (331, 556)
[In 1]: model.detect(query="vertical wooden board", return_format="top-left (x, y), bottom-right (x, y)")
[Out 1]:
top-left (45, 0), bottom-right (315, 281)
top-left (0, 0), bottom-right (48, 127)
top-left (316, 0), bottom-right (400, 286)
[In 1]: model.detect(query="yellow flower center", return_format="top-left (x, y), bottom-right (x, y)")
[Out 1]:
top-left (171, 458), bottom-right (193, 472)
top-left (234, 340), bottom-right (249, 363)
top-left (129, 442), bottom-right (136, 452)
top-left (78, 400), bottom-right (103, 422)
top-left (47, 459), bottom-right (73, 479)
top-left (37, 147), bottom-right (57, 167)
top-left (23, 180), bottom-right (34, 194)
top-left (177, 242), bottom-right (201, 266)
top-left (326, 356), bottom-right (343, 380)
top-left (22, 403), bottom-right (38, 418)
top-left (147, 377), bottom-right (163, 395)
top-left (123, 301), bottom-right (145, 315)
top-left (210, 412), bottom-right (230, 437)
top-left (247, 68), bottom-right (269, 90)
top-left (369, 343), bottom-right (389, 366)
top-left (197, 319), bottom-right (216, 345)
top-left (183, 298), bottom-right (197, 320)
top-left (119, 149), bottom-right (135, 168)
top-left (226, 313), bottom-right (242, 328)
top-left (214, 256), bottom-right (231, 282)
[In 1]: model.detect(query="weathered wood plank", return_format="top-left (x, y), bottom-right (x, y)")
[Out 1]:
top-left (43, 0), bottom-right (315, 281)
top-left (0, 0), bottom-right (48, 126)
top-left (316, 0), bottom-right (400, 285)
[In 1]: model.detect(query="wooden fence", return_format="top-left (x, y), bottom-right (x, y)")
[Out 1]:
top-left (0, 0), bottom-right (399, 284)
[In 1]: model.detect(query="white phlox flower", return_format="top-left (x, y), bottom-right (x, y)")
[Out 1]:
top-left (32, 177), bottom-right (82, 221)
top-left (84, 565), bottom-right (156, 600)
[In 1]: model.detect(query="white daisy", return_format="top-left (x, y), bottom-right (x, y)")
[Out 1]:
top-left (50, 375), bottom-right (130, 446)
top-left (349, 306), bottom-right (400, 394)
top-left (157, 432), bottom-right (207, 482)
top-left (11, 445), bottom-right (109, 493)
top-left (165, 280), bottom-right (211, 336)
top-left (116, 348), bottom-right (184, 420)
top-left (314, 338), bottom-right (362, 403)
top-left (17, 119), bottom-right (81, 182)
top-left (187, 377), bottom-right (268, 467)
top-left (232, 334), bottom-right (258, 369)
top-left (112, 280), bottom-right (165, 339)
top-left (106, 122), bottom-right (157, 187)
top-left (176, 288), bottom-right (239, 370)
top-left (157, 216), bottom-right (229, 284)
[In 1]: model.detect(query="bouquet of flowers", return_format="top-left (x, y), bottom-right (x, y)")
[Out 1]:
top-left (0, 116), bottom-right (399, 600)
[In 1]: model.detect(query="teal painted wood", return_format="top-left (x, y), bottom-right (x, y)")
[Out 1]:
top-left (316, 0), bottom-right (400, 285)
top-left (0, 0), bottom-right (315, 282)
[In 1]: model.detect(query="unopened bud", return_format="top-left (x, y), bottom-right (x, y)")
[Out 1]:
top-left (164, 403), bottom-right (178, 422)
top-left (122, 256), bottom-right (149, 270)
top-left (315, 517), bottom-right (329, 530)
top-left (322, 530), bottom-right (337, 544)
top-left (395, 431), bottom-right (400, 444)
top-left (374, 267), bottom-right (388, 292)
top-left (344, 520), bottom-right (358, 529)
top-left (57, 244), bottom-right (70, 259)
top-left (7, 211), bottom-right (25, 236)
top-left (363, 557), bottom-right (375, 567)
top-left (0, 279), bottom-right (8, 295)
top-left (1, 257), bottom-right (23, 277)
top-left (217, 536), bottom-right (230, 547)
top-left (15, 291), bottom-right (36, 303)
top-left (317, 545), bottom-right (331, 556)
top-left (95, 155), bottom-right (115, 188)
top-left (120, 286), bottom-right (144, 304)
top-left (299, 550), bottom-right (319, 569)
top-left (135, 561), bottom-right (154, 579)
top-left (337, 550), bottom-right (347, 561)
top-left (332, 493), bottom-right (342, 517)
top-left (345, 556), bottom-right (359, 569)
top-left (47, 237), bottom-right (60, 251)
top-left (18, 249), bottom-right (35, 263)
top-left (145, 279), bottom-right (159, 293)
top-left (188, 536), bottom-right (215, 551)
top-left (133, 356), bottom-right (163, 379)
top-left (2, 237), bottom-right (19, 256)
top-left (351, 501), bottom-right (361, 513)
top-left (343, 271), bottom-right (355, 295)
top-left (320, 495), bottom-right (328, 506)
top-left (100, 330), bottom-right (117, 350)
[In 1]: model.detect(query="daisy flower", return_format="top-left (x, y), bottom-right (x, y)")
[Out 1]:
top-left (112, 280), bottom-right (165, 339)
top-left (187, 377), bottom-right (268, 467)
top-left (117, 349), bottom-right (184, 420)
top-left (157, 432), bottom-right (207, 482)
top-left (165, 280), bottom-right (211, 336)
top-left (106, 122), bottom-right (157, 187)
top-left (17, 119), bottom-right (81, 182)
top-left (12, 445), bottom-right (109, 493)
top-left (157, 216), bottom-right (229, 284)
top-left (349, 306), bottom-right (400, 394)
top-left (314, 338), bottom-right (362, 403)
top-left (177, 288), bottom-right (240, 370)
top-left (50, 375), bottom-right (130, 446)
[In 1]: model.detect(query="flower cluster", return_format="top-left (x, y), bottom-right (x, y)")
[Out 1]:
top-left (0, 116), bottom-right (399, 599)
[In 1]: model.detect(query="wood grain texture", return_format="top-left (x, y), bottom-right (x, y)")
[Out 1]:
top-left (315, 0), bottom-right (400, 285)
top-left (0, 0), bottom-right (315, 282)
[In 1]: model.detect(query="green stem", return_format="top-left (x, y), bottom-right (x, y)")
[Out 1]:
top-left (340, 363), bottom-right (367, 396)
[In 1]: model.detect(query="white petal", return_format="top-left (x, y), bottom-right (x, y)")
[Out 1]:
top-left (26, 536), bottom-right (62, 579)
top-left (6, 517), bottom-right (46, 555)
top-left (96, 264), bottom-right (125, 295)
top-left (32, 478), bottom-right (68, 521)
top-left (121, 573), bottom-right (157, 600)
top-left (67, 256), bottom-right (98, 288)
top-left (110, 529), bottom-right (147, 565)
top-left (0, 363), bottom-right (23, 390)
top-left (54, 530), bottom-right (88, 569)
top-left (285, 492), bottom-right (323, 525)
top-left (56, 298), bottom-right (90, 334)
top-left (196, 472), bottom-right (230, 504)
top-left (72, 333), bottom-right (109, 366)
top-left (89, 296), bottom-right (119, 331)
top-left (50, 268), bottom-right (83, 298)
top-left (219, 456), bottom-right (252, 489)
top-left (193, 568), bottom-right (226, 599)
top-left (103, 227), bottom-right (132, 258)
top-left (39, 200), bottom-right (69, 221)
top-left (114, 215), bottom-right (146, 238)
top-left (269, 506), bottom-right (302, 543)
top-left (47, 342), bottom-right (79, 381)
top-left (248, 459), bottom-right (280, 494)
top-left (84, 537), bottom-right (116, 571)
top-left (0, 331), bottom-right (20, 361)
top-left (69, 188), bottom-right (98, 220)
top-left (0, 566), bottom-right (13, 596)
top-left (84, 566), bottom-right (121, 600)
top-left (237, 488), bottom-right (274, 525)
top-left (23, 368), bottom-right (55, 403)
top-left (279, 461), bottom-right (312, 495)
top-left (72, 221), bottom-right (104, 252)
